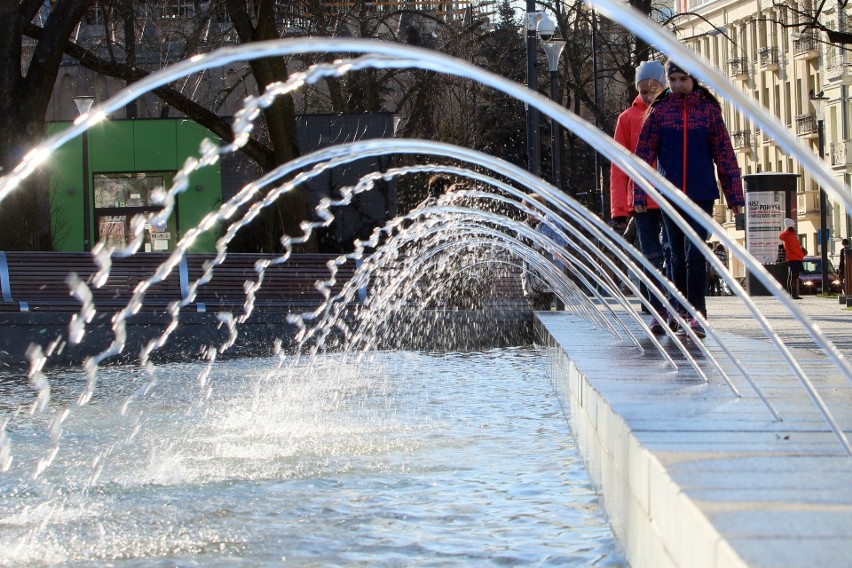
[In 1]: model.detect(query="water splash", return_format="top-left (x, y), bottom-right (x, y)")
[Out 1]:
top-left (0, 34), bottom-right (850, 478)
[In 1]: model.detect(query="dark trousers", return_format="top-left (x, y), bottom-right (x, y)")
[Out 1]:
top-left (787, 260), bottom-right (803, 298)
top-left (634, 209), bottom-right (667, 314)
top-left (661, 200), bottom-right (715, 316)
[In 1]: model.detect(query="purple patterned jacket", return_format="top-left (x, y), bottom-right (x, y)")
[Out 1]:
top-left (633, 90), bottom-right (744, 209)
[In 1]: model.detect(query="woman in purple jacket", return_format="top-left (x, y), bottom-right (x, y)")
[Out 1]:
top-left (633, 61), bottom-right (744, 338)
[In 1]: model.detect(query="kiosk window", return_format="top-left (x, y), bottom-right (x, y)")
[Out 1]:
top-left (92, 173), bottom-right (177, 252)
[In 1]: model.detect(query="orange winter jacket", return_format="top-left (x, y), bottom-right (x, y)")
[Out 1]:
top-left (779, 228), bottom-right (805, 262)
top-left (610, 95), bottom-right (659, 219)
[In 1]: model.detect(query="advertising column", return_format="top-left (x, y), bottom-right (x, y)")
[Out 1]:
top-left (743, 173), bottom-right (799, 295)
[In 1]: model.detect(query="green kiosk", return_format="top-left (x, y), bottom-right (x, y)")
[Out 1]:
top-left (48, 118), bottom-right (222, 253)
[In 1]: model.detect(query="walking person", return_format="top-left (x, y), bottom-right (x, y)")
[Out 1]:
top-left (634, 60), bottom-right (745, 338)
top-left (610, 60), bottom-right (668, 333)
top-left (838, 238), bottom-right (852, 294)
top-left (779, 218), bottom-right (805, 300)
top-left (707, 243), bottom-right (728, 296)
top-left (522, 195), bottom-right (569, 310)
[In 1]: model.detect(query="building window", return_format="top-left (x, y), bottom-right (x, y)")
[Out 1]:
top-left (93, 173), bottom-right (177, 252)
top-left (83, 2), bottom-right (109, 26)
top-left (159, 0), bottom-right (195, 19)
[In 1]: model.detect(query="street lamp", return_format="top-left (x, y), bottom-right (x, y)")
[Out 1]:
top-left (809, 89), bottom-right (829, 293)
top-left (525, 9), bottom-right (555, 177)
top-left (73, 95), bottom-right (95, 252)
top-left (541, 39), bottom-right (566, 190)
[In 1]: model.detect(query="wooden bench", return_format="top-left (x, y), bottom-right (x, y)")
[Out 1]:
top-left (184, 253), bottom-right (361, 314)
top-left (0, 251), bottom-right (361, 315)
top-left (0, 251), bottom-right (188, 313)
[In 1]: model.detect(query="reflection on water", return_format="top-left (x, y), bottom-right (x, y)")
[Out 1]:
top-left (0, 347), bottom-right (624, 566)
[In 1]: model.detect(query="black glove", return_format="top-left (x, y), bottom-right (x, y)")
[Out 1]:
top-left (608, 217), bottom-right (628, 235)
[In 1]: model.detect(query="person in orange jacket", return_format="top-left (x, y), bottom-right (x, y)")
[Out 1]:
top-left (610, 60), bottom-right (668, 333)
top-left (779, 217), bottom-right (805, 299)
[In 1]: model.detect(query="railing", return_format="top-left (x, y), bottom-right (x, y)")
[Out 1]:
top-left (795, 113), bottom-right (818, 137)
top-left (826, 50), bottom-right (852, 83)
top-left (727, 57), bottom-right (750, 79)
top-left (758, 46), bottom-right (780, 69)
top-left (794, 35), bottom-right (820, 59)
top-left (731, 129), bottom-right (752, 152)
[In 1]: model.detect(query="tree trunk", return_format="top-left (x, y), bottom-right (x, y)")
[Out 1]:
top-left (0, 0), bottom-right (92, 250)
top-left (225, 0), bottom-right (316, 252)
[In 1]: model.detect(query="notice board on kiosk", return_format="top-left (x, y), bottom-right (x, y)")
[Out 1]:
top-left (743, 173), bottom-right (799, 294)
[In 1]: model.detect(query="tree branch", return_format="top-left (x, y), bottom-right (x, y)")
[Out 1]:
top-left (24, 21), bottom-right (275, 169)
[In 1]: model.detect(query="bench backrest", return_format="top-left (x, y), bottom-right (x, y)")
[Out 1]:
top-left (185, 253), bottom-right (359, 305)
top-left (0, 251), bottom-right (525, 313)
top-left (0, 252), bottom-right (360, 312)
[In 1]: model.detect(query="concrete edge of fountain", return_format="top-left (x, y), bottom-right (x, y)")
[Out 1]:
top-left (0, 306), bottom-right (537, 370)
top-left (534, 311), bottom-right (852, 568)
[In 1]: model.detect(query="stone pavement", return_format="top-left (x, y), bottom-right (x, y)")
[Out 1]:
top-left (705, 295), bottom-right (852, 357)
top-left (535, 295), bottom-right (852, 568)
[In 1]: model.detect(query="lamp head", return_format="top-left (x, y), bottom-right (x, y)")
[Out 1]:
top-left (72, 95), bottom-right (95, 116)
top-left (809, 89), bottom-right (828, 121)
top-left (536, 13), bottom-right (556, 41)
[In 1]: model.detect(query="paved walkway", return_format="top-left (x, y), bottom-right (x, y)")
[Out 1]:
top-left (536, 294), bottom-right (852, 568)
top-left (705, 295), bottom-right (852, 356)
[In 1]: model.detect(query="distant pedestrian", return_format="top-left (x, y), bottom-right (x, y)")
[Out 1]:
top-left (838, 238), bottom-right (852, 291)
top-left (522, 195), bottom-right (569, 310)
top-left (779, 218), bottom-right (805, 300)
top-left (707, 243), bottom-right (728, 296)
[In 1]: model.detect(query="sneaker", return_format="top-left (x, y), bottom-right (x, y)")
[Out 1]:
top-left (687, 317), bottom-right (706, 339)
top-left (667, 312), bottom-right (683, 333)
top-left (649, 317), bottom-right (665, 335)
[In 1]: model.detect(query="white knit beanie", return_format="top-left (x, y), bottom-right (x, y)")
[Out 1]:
top-left (784, 218), bottom-right (796, 228)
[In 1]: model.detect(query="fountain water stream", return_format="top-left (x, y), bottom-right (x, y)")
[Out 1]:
top-left (2, 4), bottom-right (852, 560)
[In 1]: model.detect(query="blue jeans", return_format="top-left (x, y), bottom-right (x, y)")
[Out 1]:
top-left (661, 200), bottom-right (716, 316)
top-left (634, 209), bottom-right (666, 315)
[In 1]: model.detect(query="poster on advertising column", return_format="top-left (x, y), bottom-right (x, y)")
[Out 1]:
top-left (746, 191), bottom-right (785, 263)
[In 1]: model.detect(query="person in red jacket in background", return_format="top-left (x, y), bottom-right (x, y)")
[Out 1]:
top-left (610, 60), bottom-right (667, 334)
top-left (779, 217), bottom-right (805, 299)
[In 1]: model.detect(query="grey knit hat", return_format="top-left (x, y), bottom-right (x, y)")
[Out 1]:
top-left (635, 60), bottom-right (667, 88)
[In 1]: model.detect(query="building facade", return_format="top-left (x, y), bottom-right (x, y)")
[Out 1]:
top-left (673, 0), bottom-right (851, 278)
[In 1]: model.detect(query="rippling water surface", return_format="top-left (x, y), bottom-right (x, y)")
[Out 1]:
top-left (0, 347), bottom-right (624, 566)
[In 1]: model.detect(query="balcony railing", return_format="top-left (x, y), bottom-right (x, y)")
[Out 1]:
top-left (795, 113), bottom-right (818, 137)
top-left (727, 57), bottom-right (750, 80)
top-left (731, 129), bottom-right (752, 152)
top-left (758, 46), bottom-right (780, 70)
top-left (794, 35), bottom-right (820, 59)
top-left (826, 51), bottom-right (852, 84)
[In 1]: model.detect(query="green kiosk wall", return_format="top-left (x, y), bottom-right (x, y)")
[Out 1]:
top-left (49, 118), bottom-right (222, 253)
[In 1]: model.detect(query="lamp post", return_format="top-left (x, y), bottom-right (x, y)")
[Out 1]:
top-left (541, 39), bottom-right (566, 190)
top-left (525, 9), bottom-right (555, 177)
top-left (525, 2), bottom-right (540, 177)
top-left (809, 89), bottom-right (829, 293)
top-left (591, 9), bottom-right (603, 217)
top-left (73, 95), bottom-right (95, 252)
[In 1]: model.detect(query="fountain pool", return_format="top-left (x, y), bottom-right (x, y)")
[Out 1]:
top-left (0, 348), bottom-right (624, 566)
